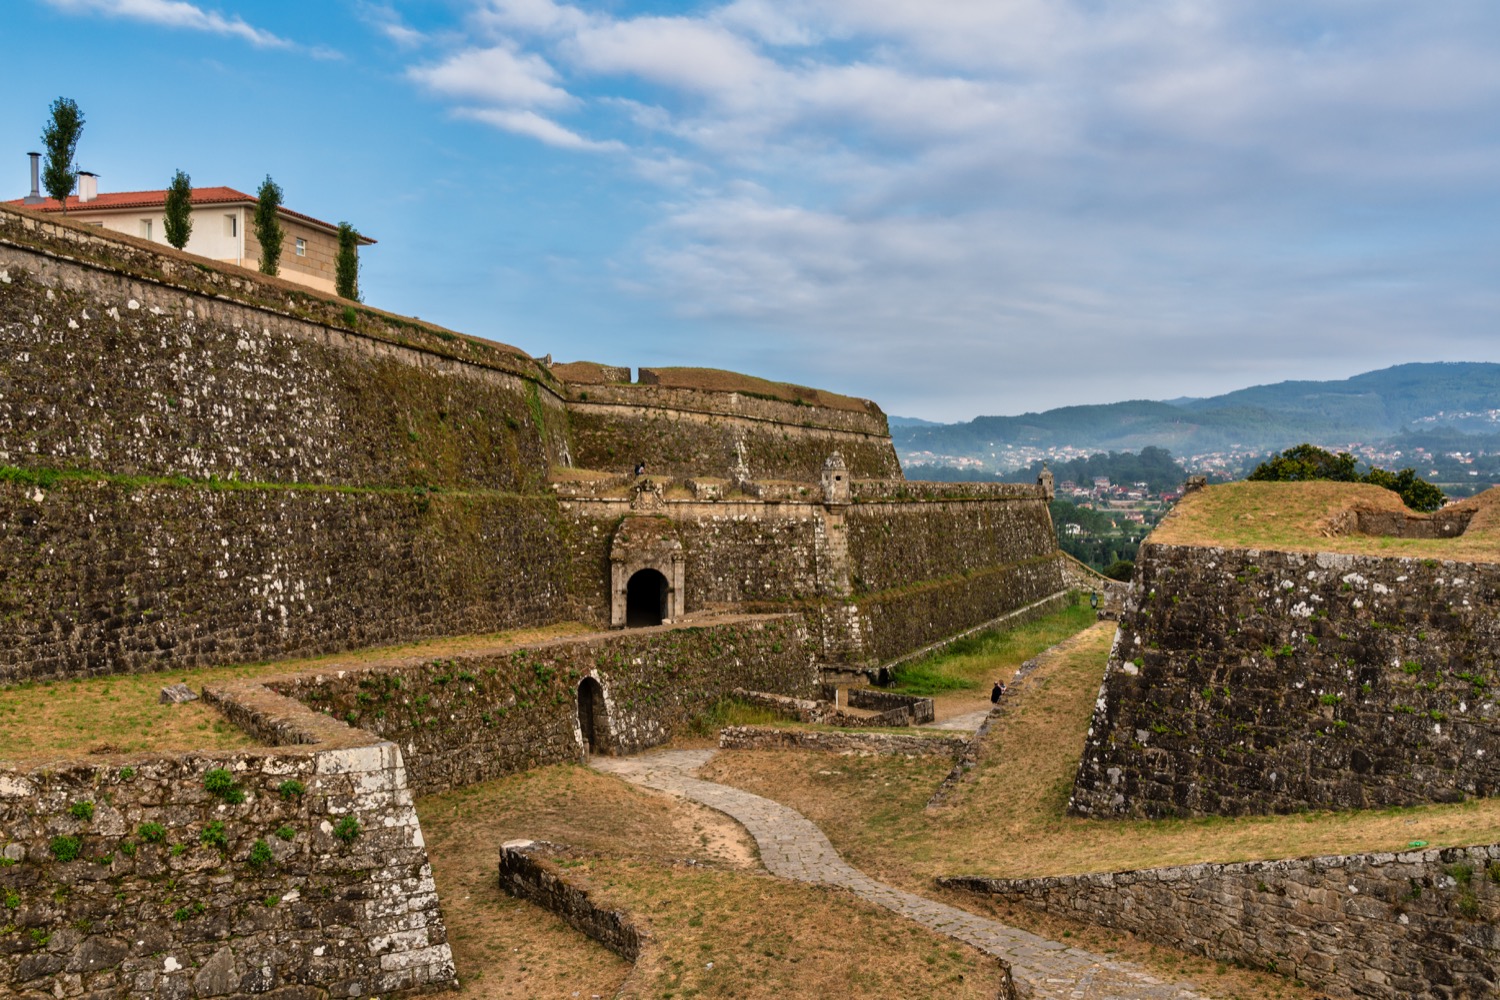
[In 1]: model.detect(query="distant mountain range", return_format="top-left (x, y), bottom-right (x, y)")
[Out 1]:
top-left (893, 362), bottom-right (1500, 465)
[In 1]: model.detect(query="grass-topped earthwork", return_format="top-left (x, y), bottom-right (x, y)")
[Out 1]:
top-left (707, 621), bottom-right (1500, 880)
top-left (888, 598), bottom-right (1096, 697)
top-left (1152, 480), bottom-right (1500, 562)
top-left (417, 764), bottom-right (1011, 999)
top-left (0, 623), bottom-right (591, 761)
top-left (703, 621), bottom-right (1500, 977)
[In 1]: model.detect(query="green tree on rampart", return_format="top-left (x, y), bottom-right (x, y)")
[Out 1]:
top-left (335, 221), bottom-right (360, 300)
top-left (1249, 443), bottom-right (1445, 512)
top-left (254, 175), bottom-right (284, 276)
top-left (163, 170), bottom-right (193, 249)
top-left (41, 97), bottom-right (85, 211)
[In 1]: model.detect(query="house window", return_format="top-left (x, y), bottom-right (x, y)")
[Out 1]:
top-left (225, 214), bottom-right (237, 237)
top-left (140, 219), bottom-right (152, 240)
top-left (295, 238), bottom-right (306, 257)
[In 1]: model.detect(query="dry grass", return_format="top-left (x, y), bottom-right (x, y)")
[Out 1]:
top-left (702, 620), bottom-right (1500, 998)
top-left (417, 764), bottom-right (1009, 999)
top-left (1152, 480), bottom-right (1500, 561)
top-left (0, 623), bottom-right (592, 761)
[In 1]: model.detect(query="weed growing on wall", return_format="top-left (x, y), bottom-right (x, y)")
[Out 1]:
top-left (203, 768), bottom-right (246, 804)
top-left (333, 816), bottom-right (361, 844)
top-left (48, 836), bottom-right (81, 862)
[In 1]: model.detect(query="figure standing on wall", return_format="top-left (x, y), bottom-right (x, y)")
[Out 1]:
top-left (991, 681), bottom-right (1005, 704)
top-left (634, 460), bottom-right (646, 477)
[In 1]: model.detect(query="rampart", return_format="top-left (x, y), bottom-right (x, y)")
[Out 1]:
top-left (1071, 543), bottom-right (1500, 819)
top-left (275, 615), bottom-right (815, 795)
top-left (556, 485), bottom-right (1067, 666)
top-left (1, 203), bottom-right (1064, 684)
top-left (0, 684), bottom-right (454, 998)
top-left (942, 843), bottom-right (1500, 1000)
top-left (555, 377), bottom-right (901, 482)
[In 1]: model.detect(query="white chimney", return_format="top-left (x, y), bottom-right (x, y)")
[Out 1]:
top-left (24, 152), bottom-right (42, 204)
top-left (78, 171), bottom-right (98, 203)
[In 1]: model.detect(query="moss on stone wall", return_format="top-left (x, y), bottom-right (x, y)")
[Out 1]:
top-left (0, 251), bottom-right (553, 490)
top-left (0, 480), bottom-right (576, 683)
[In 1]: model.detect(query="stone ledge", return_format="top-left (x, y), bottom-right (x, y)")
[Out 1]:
top-left (718, 726), bottom-right (967, 757)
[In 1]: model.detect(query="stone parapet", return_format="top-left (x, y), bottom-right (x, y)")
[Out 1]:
top-left (941, 843), bottom-right (1500, 1000)
top-left (718, 726), bottom-right (966, 757)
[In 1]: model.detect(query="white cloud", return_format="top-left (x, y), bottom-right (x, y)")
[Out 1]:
top-left (474, 0), bottom-right (591, 37)
top-left (403, 0), bottom-right (1500, 416)
top-left (356, 1), bottom-right (425, 47)
top-left (565, 17), bottom-right (776, 102)
top-left (43, 0), bottom-right (292, 47)
top-left (409, 46), bottom-right (574, 109)
top-left (457, 107), bottom-right (623, 152)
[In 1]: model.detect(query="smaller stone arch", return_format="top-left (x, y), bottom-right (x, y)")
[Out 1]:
top-left (610, 516), bottom-right (685, 628)
top-left (577, 676), bottom-right (611, 755)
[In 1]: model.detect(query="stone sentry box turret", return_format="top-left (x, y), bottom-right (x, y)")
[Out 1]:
top-left (609, 516), bottom-right (686, 627)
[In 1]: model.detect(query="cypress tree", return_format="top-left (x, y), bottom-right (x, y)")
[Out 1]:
top-left (41, 97), bottom-right (85, 211)
top-left (163, 170), bottom-right (193, 249)
top-left (254, 175), bottom-right (284, 276)
top-left (335, 221), bottom-right (361, 300)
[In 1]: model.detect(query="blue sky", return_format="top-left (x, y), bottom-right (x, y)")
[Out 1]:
top-left (3, 0), bottom-right (1498, 420)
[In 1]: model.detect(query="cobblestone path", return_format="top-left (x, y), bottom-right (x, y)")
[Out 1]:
top-left (592, 749), bottom-right (1205, 1000)
top-left (925, 707), bottom-right (991, 731)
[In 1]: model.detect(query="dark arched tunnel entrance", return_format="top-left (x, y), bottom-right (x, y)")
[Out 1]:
top-left (625, 568), bottom-right (668, 627)
top-left (577, 676), bottom-right (607, 755)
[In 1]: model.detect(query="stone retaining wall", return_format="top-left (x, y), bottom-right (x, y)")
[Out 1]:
top-left (277, 616), bottom-right (817, 795)
top-left (0, 682), bottom-right (454, 998)
top-left (498, 840), bottom-right (645, 962)
top-left (941, 843), bottom-right (1500, 1000)
top-left (718, 726), bottom-right (966, 757)
top-left (1072, 543), bottom-right (1500, 818)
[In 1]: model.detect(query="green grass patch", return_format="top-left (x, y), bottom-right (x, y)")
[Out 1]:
top-left (686, 697), bottom-right (789, 736)
top-left (889, 597), bottom-right (1096, 696)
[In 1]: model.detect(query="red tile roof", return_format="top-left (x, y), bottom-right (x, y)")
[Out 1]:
top-left (5, 186), bottom-right (375, 243)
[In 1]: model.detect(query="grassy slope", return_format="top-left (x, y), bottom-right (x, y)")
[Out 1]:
top-left (1151, 480), bottom-right (1500, 561)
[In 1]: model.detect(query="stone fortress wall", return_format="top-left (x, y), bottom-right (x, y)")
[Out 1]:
top-left (0, 203), bottom-right (1065, 996)
top-left (1070, 542), bottom-right (1500, 819)
top-left (0, 202), bottom-right (1064, 684)
top-left (943, 843), bottom-right (1500, 1000)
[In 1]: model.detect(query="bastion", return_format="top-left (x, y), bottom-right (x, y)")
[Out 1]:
top-left (1071, 480), bottom-right (1500, 819)
top-left (0, 201), bottom-right (1067, 996)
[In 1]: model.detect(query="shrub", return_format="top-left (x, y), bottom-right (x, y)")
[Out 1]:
top-left (137, 821), bottom-right (166, 843)
top-left (275, 825), bottom-right (296, 841)
top-left (49, 836), bottom-right (82, 862)
top-left (68, 801), bottom-right (94, 822)
top-left (277, 779), bottom-right (305, 800)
